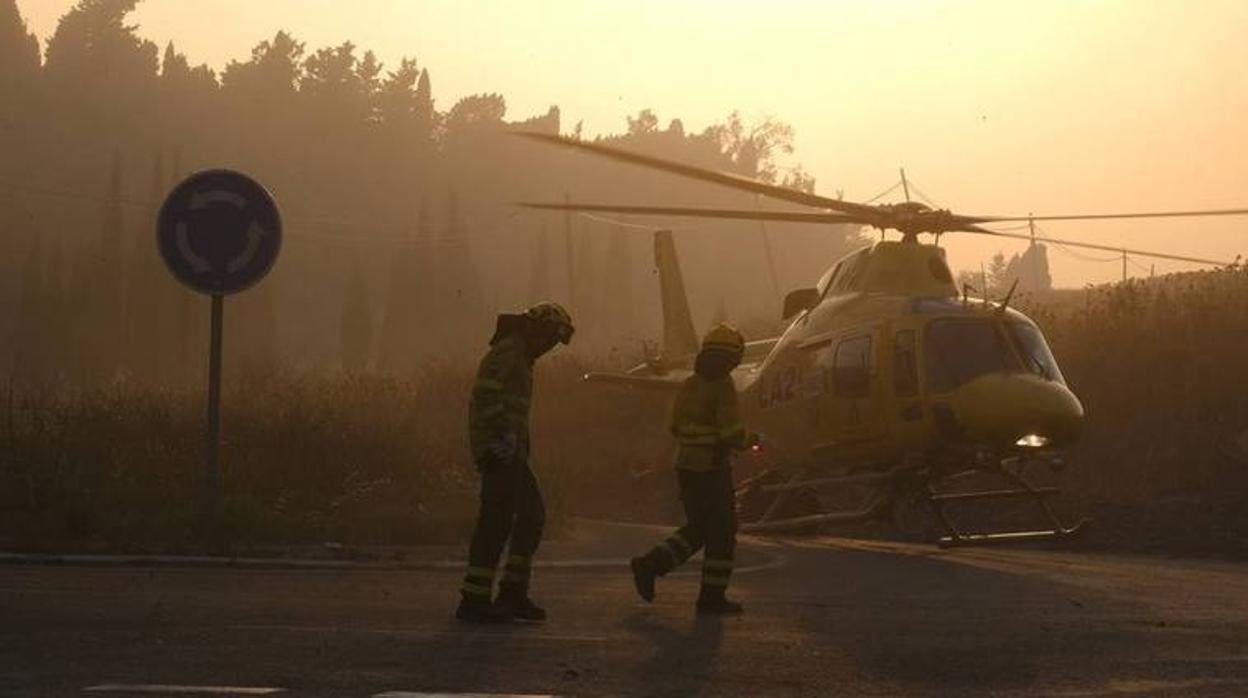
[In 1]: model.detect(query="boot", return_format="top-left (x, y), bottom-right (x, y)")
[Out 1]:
top-left (495, 584), bottom-right (547, 622)
top-left (696, 589), bottom-right (744, 616)
top-left (631, 556), bottom-right (657, 602)
top-left (455, 594), bottom-right (511, 624)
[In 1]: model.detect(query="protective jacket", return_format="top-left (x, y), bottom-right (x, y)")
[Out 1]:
top-left (468, 332), bottom-right (533, 466)
top-left (669, 373), bottom-right (746, 471)
top-left (462, 328), bottom-right (544, 603)
top-left (637, 368), bottom-right (744, 605)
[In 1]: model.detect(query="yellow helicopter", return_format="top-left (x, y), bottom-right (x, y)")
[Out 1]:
top-left (516, 131), bottom-right (1245, 546)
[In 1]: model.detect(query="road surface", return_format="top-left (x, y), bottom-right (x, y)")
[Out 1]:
top-left (3, 521), bottom-right (1247, 696)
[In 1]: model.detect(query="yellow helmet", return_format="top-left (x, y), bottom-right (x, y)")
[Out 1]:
top-left (701, 323), bottom-right (745, 356)
top-left (525, 301), bottom-right (575, 344)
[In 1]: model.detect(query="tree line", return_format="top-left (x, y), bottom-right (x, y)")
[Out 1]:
top-left (0, 0), bottom-right (863, 387)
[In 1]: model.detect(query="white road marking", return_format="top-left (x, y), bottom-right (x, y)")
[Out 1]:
top-left (84, 685), bottom-right (283, 694)
top-left (374, 694), bottom-right (557, 698)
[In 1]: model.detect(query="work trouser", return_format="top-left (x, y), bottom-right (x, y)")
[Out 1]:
top-left (461, 455), bottom-right (546, 601)
top-left (642, 466), bottom-right (738, 597)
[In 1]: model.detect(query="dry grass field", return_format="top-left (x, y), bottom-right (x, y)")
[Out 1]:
top-left (1019, 266), bottom-right (1248, 556)
top-left (0, 356), bottom-right (671, 554)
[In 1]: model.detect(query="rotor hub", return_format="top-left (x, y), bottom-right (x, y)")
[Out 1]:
top-left (875, 202), bottom-right (959, 239)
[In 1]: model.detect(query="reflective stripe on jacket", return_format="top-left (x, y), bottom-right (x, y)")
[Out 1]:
top-left (468, 334), bottom-right (533, 462)
top-left (669, 374), bottom-right (745, 471)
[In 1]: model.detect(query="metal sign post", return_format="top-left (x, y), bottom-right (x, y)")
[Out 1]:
top-left (157, 170), bottom-right (282, 551)
top-left (204, 294), bottom-right (224, 543)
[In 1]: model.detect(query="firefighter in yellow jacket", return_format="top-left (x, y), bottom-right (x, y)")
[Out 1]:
top-left (456, 302), bottom-right (574, 624)
top-left (631, 323), bottom-right (750, 615)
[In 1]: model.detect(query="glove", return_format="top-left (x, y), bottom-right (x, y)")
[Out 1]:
top-left (482, 431), bottom-right (518, 469)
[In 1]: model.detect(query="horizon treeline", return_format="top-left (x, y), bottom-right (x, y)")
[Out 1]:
top-left (0, 0), bottom-right (863, 386)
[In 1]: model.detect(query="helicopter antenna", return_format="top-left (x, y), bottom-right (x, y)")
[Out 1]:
top-left (997, 278), bottom-right (1020, 316)
top-left (980, 262), bottom-right (989, 307)
top-left (1029, 215), bottom-right (1038, 290)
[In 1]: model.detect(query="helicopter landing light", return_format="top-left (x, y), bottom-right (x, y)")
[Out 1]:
top-left (1015, 434), bottom-right (1050, 449)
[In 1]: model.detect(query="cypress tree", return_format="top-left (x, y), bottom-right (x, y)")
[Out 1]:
top-left (15, 234), bottom-right (44, 380)
top-left (45, 242), bottom-right (68, 380)
top-left (168, 147), bottom-right (201, 385)
top-left (340, 262), bottom-right (373, 372)
top-left (124, 152), bottom-right (165, 380)
top-left (414, 204), bottom-right (438, 357)
top-left (529, 226), bottom-right (551, 303)
top-left (377, 212), bottom-right (425, 373)
top-left (442, 187), bottom-right (483, 349)
top-left (88, 149), bottom-right (125, 377)
top-left (414, 68), bottom-right (434, 149)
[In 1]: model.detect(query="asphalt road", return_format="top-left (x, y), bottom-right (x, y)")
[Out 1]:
top-left (3, 522), bottom-right (1248, 697)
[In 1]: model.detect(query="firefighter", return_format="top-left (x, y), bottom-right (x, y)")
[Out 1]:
top-left (630, 323), bottom-right (751, 615)
top-left (456, 302), bottom-right (574, 624)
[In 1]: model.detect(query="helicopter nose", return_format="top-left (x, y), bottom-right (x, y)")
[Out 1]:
top-left (944, 372), bottom-right (1084, 448)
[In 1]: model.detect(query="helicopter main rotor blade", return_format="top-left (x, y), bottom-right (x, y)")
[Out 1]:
top-left (513, 131), bottom-right (881, 220)
top-left (966, 208), bottom-right (1248, 224)
top-left (518, 202), bottom-right (867, 225)
top-left (960, 226), bottom-right (1235, 266)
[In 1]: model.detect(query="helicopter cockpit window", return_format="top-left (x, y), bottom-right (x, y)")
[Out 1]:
top-left (1007, 322), bottom-right (1066, 385)
top-left (924, 318), bottom-right (1018, 394)
top-left (836, 251), bottom-right (869, 293)
top-left (893, 330), bottom-right (918, 396)
top-left (816, 261), bottom-right (842, 297)
top-left (823, 249), bottom-right (868, 296)
top-left (833, 335), bottom-right (872, 398)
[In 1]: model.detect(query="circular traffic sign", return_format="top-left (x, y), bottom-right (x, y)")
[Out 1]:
top-left (157, 169), bottom-right (282, 295)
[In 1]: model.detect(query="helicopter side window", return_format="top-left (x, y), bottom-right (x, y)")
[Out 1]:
top-left (833, 335), bottom-right (872, 398)
top-left (1007, 322), bottom-right (1066, 385)
top-left (893, 330), bottom-right (918, 396)
top-left (924, 318), bottom-right (1018, 394)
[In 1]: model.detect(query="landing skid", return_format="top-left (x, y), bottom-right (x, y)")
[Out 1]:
top-left (930, 458), bottom-right (1089, 547)
top-left (738, 465), bottom-right (905, 535)
top-left (737, 453), bottom-right (1089, 547)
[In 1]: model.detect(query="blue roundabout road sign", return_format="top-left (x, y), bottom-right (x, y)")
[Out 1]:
top-left (157, 169), bottom-right (282, 295)
top-left (156, 169), bottom-right (283, 546)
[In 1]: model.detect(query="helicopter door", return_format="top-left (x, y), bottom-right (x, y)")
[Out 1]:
top-left (889, 328), bottom-right (928, 453)
top-left (824, 331), bottom-right (887, 461)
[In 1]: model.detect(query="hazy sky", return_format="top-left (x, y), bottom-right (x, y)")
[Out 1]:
top-left (17, 0), bottom-right (1248, 286)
